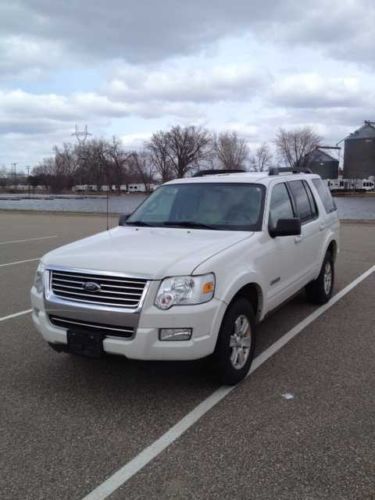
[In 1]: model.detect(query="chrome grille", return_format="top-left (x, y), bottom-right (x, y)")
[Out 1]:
top-left (50, 269), bottom-right (147, 308)
top-left (49, 316), bottom-right (134, 339)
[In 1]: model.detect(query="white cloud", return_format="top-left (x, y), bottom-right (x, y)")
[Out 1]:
top-left (0, 0), bottom-right (374, 167)
top-left (0, 88), bottom-right (203, 135)
top-left (270, 74), bottom-right (367, 108)
top-left (106, 64), bottom-right (264, 103)
top-left (120, 132), bottom-right (153, 149)
top-left (0, 35), bottom-right (64, 80)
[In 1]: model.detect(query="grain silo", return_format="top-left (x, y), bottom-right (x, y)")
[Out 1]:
top-left (343, 121), bottom-right (375, 179)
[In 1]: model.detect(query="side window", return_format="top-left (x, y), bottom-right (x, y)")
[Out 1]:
top-left (312, 178), bottom-right (337, 213)
top-left (303, 180), bottom-right (318, 218)
top-left (268, 183), bottom-right (294, 230)
top-left (287, 180), bottom-right (315, 223)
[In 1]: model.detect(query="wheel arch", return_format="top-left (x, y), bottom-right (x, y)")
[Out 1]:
top-left (326, 239), bottom-right (338, 262)
top-left (227, 282), bottom-right (263, 322)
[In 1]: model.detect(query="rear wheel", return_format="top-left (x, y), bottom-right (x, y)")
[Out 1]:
top-left (305, 251), bottom-right (334, 304)
top-left (212, 298), bottom-right (256, 385)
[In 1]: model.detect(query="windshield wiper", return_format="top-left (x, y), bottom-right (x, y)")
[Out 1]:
top-left (162, 221), bottom-right (217, 230)
top-left (126, 220), bottom-right (154, 227)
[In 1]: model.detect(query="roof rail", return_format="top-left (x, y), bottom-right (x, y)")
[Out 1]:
top-left (193, 169), bottom-right (246, 177)
top-left (269, 167), bottom-right (313, 176)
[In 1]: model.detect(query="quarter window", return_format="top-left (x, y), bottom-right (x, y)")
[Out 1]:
top-left (269, 183), bottom-right (294, 230)
top-left (312, 178), bottom-right (337, 213)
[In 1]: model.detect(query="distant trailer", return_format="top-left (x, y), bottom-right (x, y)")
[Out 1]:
top-left (128, 184), bottom-right (156, 193)
top-left (328, 178), bottom-right (375, 192)
top-left (128, 184), bottom-right (146, 192)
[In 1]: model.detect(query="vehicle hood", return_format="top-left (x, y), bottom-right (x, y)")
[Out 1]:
top-left (42, 226), bottom-right (252, 279)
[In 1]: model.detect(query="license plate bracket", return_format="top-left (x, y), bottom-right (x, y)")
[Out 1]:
top-left (67, 329), bottom-right (104, 358)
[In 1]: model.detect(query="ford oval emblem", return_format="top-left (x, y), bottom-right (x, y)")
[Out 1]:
top-left (83, 281), bottom-right (101, 292)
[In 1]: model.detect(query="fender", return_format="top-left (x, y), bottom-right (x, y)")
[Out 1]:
top-left (193, 235), bottom-right (267, 321)
top-left (216, 270), bottom-right (266, 321)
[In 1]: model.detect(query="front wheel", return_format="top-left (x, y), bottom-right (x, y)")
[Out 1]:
top-left (212, 298), bottom-right (256, 385)
top-left (305, 251), bottom-right (334, 304)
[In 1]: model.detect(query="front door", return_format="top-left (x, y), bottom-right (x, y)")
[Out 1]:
top-left (262, 181), bottom-right (304, 311)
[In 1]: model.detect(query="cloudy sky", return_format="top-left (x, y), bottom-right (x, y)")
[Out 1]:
top-left (1, 0), bottom-right (375, 171)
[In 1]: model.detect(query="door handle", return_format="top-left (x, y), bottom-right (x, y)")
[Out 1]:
top-left (294, 235), bottom-right (303, 244)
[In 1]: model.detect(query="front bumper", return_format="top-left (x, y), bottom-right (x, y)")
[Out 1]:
top-left (31, 285), bottom-right (226, 361)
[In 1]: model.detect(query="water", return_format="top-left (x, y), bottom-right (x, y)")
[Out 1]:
top-left (0, 193), bottom-right (374, 220)
top-left (0, 193), bottom-right (147, 215)
top-left (333, 196), bottom-right (375, 220)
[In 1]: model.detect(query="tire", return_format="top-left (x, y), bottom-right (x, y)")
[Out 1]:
top-left (305, 251), bottom-right (334, 304)
top-left (212, 298), bottom-right (256, 385)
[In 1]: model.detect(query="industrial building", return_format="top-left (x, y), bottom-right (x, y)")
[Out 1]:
top-left (305, 148), bottom-right (339, 179)
top-left (343, 121), bottom-right (375, 179)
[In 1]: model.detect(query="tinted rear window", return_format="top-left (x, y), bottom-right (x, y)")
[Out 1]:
top-left (312, 178), bottom-right (337, 213)
top-left (287, 180), bottom-right (317, 222)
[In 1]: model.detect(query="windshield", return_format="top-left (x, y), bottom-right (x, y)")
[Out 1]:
top-left (126, 182), bottom-right (265, 231)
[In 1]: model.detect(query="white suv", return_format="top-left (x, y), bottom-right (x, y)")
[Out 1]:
top-left (31, 170), bottom-right (339, 384)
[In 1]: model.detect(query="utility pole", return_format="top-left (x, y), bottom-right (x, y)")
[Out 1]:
top-left (11, 162), bottom-right (17, 190)
top-left (26, 166), bottom-right (30, 197)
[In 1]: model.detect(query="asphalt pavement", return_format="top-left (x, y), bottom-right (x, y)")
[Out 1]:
top-left (0, 211), bottom-right (374, 499)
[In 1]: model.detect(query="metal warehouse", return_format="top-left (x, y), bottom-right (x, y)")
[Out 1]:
top-left (305, 148), bottom-right (339, 179)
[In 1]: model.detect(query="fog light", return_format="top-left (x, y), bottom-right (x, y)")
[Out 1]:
top-left (159, 328), bottom-right (192, 341)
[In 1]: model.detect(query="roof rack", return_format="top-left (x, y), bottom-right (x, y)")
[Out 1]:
top-left (193, 169), bottom-right (246, 177)
top-left (269, 167), bottom-right (313, 176)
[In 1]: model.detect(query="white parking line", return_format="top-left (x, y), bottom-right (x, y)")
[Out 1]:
top-left (0, 309), bottom-right (32, 322)
top-left (0, 258), bottom-right (40, 268)
top-left (82, 264), bottom-right (375, 500)
top-left (0, 235), bottom-right (57, 246)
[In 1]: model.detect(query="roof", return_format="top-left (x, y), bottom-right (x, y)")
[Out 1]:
top-left (307, 148), bottom-right (338, 163)
top-left (344, 121), bottom-right (375, 141)
top-left (166, 170), bottom-right (319, 187)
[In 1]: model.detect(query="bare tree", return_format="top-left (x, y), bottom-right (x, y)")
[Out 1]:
top-left (250, 143), bottom-right (273, 172)
top-left (76, 139), bottom-right (109, 191)
top-left (214, 131), bottom-right (249, 170)
top-left (275, 127), bottom-right (321, 169)
top-left (148, 125), bottom-right (212, 179)
top-left (53, 143), bottom-right (78, 191)
top-left (147, 131), bottom-right (174, 183)
top-left (106, 137), bottom-right (133, 192)
top-left (33, 158), bottom-right (56, 191)
top-left (166, 125), bottom-right (212, 178)
top-left (128, 151), bottom-right (155, 192)
top-left (0, 167), bottom-right (8, 190)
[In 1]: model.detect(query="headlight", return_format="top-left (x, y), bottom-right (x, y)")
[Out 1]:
top-left (33, 262), bottom-right (45, 294)
top-left (155, 273), bottom-right (215, 310)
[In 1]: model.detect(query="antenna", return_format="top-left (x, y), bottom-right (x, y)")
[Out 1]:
top-left (72, 124), bottom-right (91, 144)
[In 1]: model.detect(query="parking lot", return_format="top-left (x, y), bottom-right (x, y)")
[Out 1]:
top-left (0, 210), bottom-right (374, 500)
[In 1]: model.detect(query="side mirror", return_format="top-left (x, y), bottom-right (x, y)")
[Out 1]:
top-left (270, 218), bottom-right (301, 238)
top-left (119, 213), bottom-right (131, 226)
